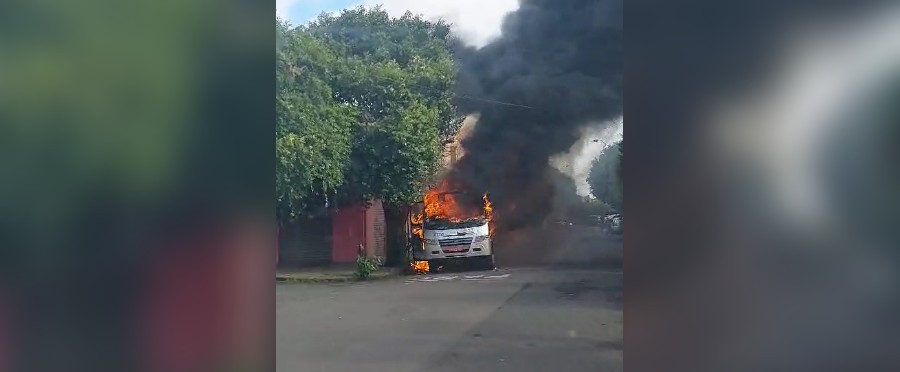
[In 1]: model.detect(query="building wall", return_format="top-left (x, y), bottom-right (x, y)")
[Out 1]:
top-left (331, 204), bottom-right (366, 264)
top-left (366, 200), bottom-right (386, 260)
top-left (278, 216), bottom-right (332, 267)
top-left (276, 201), bottom-right (387, 267)
top-left (331, 200), bottom-right (386, 264)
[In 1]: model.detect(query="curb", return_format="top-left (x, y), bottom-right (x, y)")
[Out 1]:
top-left (276, 271), bottom-right (397, 284)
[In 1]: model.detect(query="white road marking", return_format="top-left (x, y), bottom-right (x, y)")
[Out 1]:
top-left (405, 272), bottom-right (511, 283)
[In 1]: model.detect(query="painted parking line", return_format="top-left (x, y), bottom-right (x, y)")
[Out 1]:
top-left (405, 273), bottom-right (511, 283)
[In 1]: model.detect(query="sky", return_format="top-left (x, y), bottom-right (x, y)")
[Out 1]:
top-left (276, 0), bottom-right (519, 47)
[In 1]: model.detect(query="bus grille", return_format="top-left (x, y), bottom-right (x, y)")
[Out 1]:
top-left (438, 237), bottom-right (473, 246)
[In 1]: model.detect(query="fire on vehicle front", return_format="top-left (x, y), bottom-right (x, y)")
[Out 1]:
top-left (407, 180), bottom-right (495, 274)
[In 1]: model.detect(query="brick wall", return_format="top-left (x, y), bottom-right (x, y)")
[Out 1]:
top-left (366, 200), bottom-right (386, 260)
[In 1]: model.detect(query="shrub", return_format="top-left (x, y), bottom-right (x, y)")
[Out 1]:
top-left (355, 256), bottom-right (380, 280)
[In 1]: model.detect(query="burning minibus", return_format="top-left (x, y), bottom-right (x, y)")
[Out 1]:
top-left (408, 182), bottom-right (495, 273)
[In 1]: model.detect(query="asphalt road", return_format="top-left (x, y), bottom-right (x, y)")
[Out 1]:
top-left (276, 225), bottom-right (622, 372)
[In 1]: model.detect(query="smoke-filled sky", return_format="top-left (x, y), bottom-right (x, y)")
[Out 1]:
top-left (449, 0), bottom-right (623, 230)
top-left (550, 118), bottom-right (623, 197)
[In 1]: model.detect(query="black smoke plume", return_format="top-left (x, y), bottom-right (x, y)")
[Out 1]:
top-left (448, 0), bottom-right (622, 231)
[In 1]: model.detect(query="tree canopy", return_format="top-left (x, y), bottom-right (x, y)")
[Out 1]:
top-left (276, 20), bottom-right (356, 219)
top-left (588, 140), bottom-right (623, 211)
top-left (276, 7), bottom-right (460, 221)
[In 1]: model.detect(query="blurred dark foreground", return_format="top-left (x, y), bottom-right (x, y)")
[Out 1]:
top-left (627, 1), bottom-right (900, 371)
top-left (0, 0), bottom-right (274, 370)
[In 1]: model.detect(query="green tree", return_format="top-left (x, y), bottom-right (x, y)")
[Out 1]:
top-left (306, 7), bottom-right (461, 206)
top-left (276, 19), bottom-right (357, 221)
top-left (588, 141), bottom-right (623, 211)
top-left (275, 8), bottom-right (462, 265)
top-left (275, 8), bottom-right (460, 224)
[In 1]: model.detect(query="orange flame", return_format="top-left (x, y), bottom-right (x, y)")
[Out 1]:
top-left (483, 193), bottom-right (495, 236)
top-left (411, 260), bottom-right (429, 274)
top-left (410, 213), bottom-right (424, 239)
top-left (409, 180), bottom-right (495, 244)
top-left (418, 180), bottom-right (491, 222)
top-left (422, 181), bottom-right (485, 222)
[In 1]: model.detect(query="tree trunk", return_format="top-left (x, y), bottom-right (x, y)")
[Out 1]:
top-left (383, 205), bottom-right (408, 267)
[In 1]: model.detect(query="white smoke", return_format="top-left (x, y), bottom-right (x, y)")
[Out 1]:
top-left (550, 117), bottom-right (624, 197)
top-left (361, 0), bottom-right (519, 47)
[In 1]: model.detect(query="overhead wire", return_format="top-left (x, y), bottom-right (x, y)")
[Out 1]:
top-left (454, 95), bottom-right (535, 109)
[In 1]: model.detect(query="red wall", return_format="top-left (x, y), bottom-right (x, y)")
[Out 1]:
top-left (331, 200), bottom-right (386, 264)
top-left (331, 204), bottom-right (367, 263)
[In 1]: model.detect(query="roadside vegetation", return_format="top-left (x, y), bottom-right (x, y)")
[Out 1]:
top-left (588, 140), bottom-right (623, 213)
top-left (355, 256), bottom-right (381, 280)
top-left (276, 7), bottom-right (462, 223)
